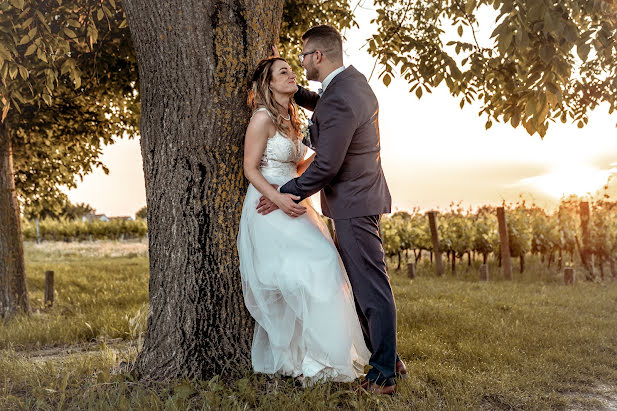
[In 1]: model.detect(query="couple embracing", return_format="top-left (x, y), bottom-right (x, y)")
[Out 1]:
top-left (237, 25), bottom-right (404, 394)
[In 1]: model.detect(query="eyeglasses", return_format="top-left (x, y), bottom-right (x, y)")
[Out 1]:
top-left (298, 50), bottom-right (318, 64)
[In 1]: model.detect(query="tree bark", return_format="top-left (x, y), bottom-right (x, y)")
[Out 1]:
top-left (0, 124), bottom-right (29, 317)
top-left (122, 0), bottom-right (285, 380)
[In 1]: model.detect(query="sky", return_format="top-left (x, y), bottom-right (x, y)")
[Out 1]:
top-left (65, 2), bottom-right (617, 218)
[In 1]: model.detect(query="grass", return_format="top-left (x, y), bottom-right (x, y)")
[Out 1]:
top-left (1, 241), bottom-right (617, 409)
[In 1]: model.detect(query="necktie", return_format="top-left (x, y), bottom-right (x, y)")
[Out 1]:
top-left (318, 88), bottom-right (323, 96)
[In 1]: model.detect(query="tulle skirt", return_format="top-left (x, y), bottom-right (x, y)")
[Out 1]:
top-left (237, 172), bottom-right (370, 384)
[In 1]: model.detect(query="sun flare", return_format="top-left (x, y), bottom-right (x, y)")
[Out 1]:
top-left (517, 165), bottom-right (616, 199)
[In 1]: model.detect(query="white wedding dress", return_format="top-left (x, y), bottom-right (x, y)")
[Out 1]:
top-left (237, 109), bottom-right (370, 384)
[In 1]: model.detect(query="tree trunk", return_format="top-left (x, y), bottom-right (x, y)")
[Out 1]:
top-left (482, 252), bottom-right (487, 264)
top-left (467, 251), bottom-right (471, 266)
top-left (0, 124), bottom-right (29, 317)
top-left (451, 252), bottom-right (456, 274)
top-left (519, 253), bottom-right (525, 273)
top-left (122, 0), bottom-right (285, 381)
top-left (397, 251), bottom-right (401, 270)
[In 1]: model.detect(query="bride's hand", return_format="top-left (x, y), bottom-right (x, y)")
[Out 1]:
top-left (274, 193), bottom-right (307, 218)
top-left (271, 45), bottom-right (280, 58)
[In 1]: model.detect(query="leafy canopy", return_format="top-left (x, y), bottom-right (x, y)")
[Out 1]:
top-left (369, 0), bottom-right (617, 136)
top-left (0, 0), bottom-right (138, 216)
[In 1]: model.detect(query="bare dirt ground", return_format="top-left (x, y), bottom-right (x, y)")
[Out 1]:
top-left (9, 337), bottom-right (138, 366)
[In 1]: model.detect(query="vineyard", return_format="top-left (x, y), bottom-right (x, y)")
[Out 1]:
top-left (380, 196), bottom-right (617, 280)
top-left (21, 219), bottom-right (148, 242)
top-left (20, 196), bottom-right (617, 280)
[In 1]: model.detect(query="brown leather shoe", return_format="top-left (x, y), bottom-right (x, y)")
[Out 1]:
top-left (361, 379), bottom-right (396, 395)
top-left (396, 359), bottom-right (407, 379)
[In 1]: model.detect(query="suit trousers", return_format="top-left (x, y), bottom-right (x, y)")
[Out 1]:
top-left (333, 215), bottom-right (398, 386)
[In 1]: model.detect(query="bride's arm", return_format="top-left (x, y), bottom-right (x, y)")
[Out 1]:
top-left (244, 112), bottom-right (307, 217)
top-left (297, 152), bottom-right (316, 176)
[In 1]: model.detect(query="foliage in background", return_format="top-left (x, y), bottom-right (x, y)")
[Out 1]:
top-left (21, 218), bottom-right (147, 241)
top-left (381, 195), bottom-right (617, 277)
top-left (22, 199), bottom-right (95, 221)
top-left (1, 0), bottom-right (139, 215)
top-left (369, 0), bottom-right (617, 136)
top-left (135, 205), bottom-right (146, 220)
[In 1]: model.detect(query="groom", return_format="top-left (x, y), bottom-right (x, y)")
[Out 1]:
top-left (258, 25), bottom-right (404, 393)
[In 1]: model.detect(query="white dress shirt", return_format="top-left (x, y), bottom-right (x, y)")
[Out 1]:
top-left (319, 66), bottom-right (346, 95)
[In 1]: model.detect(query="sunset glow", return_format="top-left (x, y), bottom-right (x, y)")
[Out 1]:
top-left (516, 164), bottom-right (617, 199)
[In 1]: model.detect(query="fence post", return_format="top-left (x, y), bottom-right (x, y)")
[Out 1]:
top-left (44, 270), bottom-right (54, 307)
top-left (479, 264), bottom-right (489, 281)
top-left (579, 201), bottom-right (594, 279)
top-left (407, 262), bottom-right (416, 279)
top-left (496, 207), bottom-right (512, 280)
top-left (35, 218), bottom-right (40, 244)
top-left (427, 211), bottom-right (445, 276)
top-left (564, 267), bottom-right (575, 285)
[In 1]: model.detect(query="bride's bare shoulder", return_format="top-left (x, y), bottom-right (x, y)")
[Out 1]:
top-left (247, 110), bottom-right (275, 137)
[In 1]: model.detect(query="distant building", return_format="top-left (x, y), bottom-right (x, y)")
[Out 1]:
top-left (82, 213), bottom-right (110, 222)
top-left (110, 216), bottom-right (134, 222)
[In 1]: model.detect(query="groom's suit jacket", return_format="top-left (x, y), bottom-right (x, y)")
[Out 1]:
top-left (280, 65), bottom-right (391, 219)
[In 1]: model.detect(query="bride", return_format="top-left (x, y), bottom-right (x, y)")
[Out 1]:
top-left (237, 56), bottom-right (370, 385)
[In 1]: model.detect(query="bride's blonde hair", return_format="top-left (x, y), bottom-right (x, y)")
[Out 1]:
top-left (247, 57), bottom-right (302, 140)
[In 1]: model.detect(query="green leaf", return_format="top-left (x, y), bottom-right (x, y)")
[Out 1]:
top-left (539, 44), bottom-right (553, 63)
top-left (97, 9), bottom-right (104, 21)
top-left (9, 0), bottom-right (25, 10)
top-left (465, 0), bottom-right (476, 15)
top-left (24, 43), bottom-right (36, 57)
top-left (577, 43), bottom-right (590, 61)
top-left (18, 35), bottom-right (30, 46)
top-left (18, 65), bottom-right (28, 80)
top-left (563, 23), bottom-right (577, 44)
top-left (42, 93), bottom-right (51, 105)
top-left (415, 86), bottom-right (423, 99)
top-left (63, 27), bottom-right (77, 39)
top-left (383, 73), bottom-right (391, 87)
top-left (458, 26), bottom-right (463, 37)
top-left (8, 64), bottom-right (18, 79)
top-left (485, 120), bottom-right (493, 130)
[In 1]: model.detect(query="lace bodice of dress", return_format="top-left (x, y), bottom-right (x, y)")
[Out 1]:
top-left (253, 108), bottom-right (307, 178)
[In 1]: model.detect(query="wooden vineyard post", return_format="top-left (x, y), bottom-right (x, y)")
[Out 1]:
top-left (44, 270), bottom-right (54, 307)
top-left (479, 264), bottom-right (489, 281)
top-left (427, 211), bottom-right (445, 276)
top-left (564, 267), bottom-right (575, 285)
top-left (496, 207), bottom-right (513, 280)
top-left (407, 262), bottom-right (416, 279)
top-left (579, 201), bottom-right (594, 280)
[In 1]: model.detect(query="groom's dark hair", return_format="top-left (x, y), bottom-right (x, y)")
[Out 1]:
top-left (302, 25), bottom-right (343, 62)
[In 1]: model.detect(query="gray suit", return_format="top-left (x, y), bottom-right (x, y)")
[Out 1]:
top-left (280, 66), bottom-right (398, 386)
top-left (281, 66), bottom-right (391, 218)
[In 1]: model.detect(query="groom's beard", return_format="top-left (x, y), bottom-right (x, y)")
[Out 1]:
top-left (305, 65), bottom-right (319, 82)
